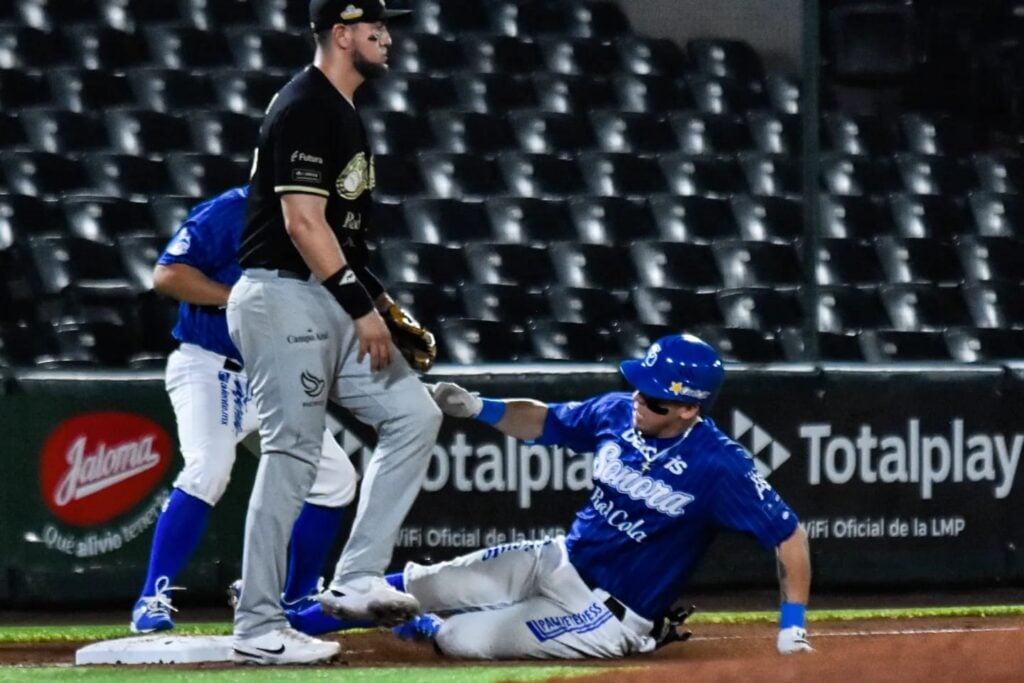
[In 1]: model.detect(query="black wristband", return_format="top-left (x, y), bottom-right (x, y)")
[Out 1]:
top-left (353, 265), bottom-right (385, 301)
top-left (323, 266), bottom-right (374, 319)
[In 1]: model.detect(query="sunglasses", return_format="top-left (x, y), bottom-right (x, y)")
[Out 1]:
top-left (637, 392), bottom-right (672, 415)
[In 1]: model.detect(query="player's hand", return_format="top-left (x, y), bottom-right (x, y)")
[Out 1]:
top-left (354, 310), bottom-right (392, 371)
top-left (428, 382), bottom-right (482, 418)
top-left (777, 626), bottom-right (813, 654)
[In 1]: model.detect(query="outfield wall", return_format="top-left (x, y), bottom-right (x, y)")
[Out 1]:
top-left (2, 363), bottom-right (1022, 606)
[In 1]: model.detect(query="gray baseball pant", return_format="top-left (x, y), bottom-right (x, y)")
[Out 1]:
top-left (227, 269), bottom-right (441, 638)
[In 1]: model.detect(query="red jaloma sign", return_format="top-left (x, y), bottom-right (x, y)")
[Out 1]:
top-left (39, 412), bottom-right (172, 527)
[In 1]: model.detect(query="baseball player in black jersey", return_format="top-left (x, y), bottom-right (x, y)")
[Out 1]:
top-left (227, 0), bottom-right (441, 665)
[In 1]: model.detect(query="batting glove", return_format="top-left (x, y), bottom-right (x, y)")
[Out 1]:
top-left (429, 382), bottom-right (483, 419)
top-left (777, 625), bottom-right (813, 654)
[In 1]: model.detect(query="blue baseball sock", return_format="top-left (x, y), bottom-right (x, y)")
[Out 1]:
top-left (288, 603), bottom-right (372, 636)
top-left (385, 572), bottom-right (405, 592)
top-left (139, 489), bottom-right (211, 596)
top-left (283, 503), bottom-right (346, 603)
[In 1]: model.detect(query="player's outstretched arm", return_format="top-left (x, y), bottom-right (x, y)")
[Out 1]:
top-left (775, 525), bottom-right (813, 654)
top-left (153, 263), bottom-right (232, 307)
top-left (428, 382), bottom-right (548, 441)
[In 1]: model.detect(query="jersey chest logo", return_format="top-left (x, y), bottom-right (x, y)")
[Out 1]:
top-left (336, 152), bottom-right (375, 200)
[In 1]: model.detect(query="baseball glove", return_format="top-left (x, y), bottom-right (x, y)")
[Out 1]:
top-left (384, 302), bottom-right (437, 373)
top-left (651, 604), bottom-right (695, 649)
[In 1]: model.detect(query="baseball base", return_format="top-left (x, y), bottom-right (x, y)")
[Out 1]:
top-left (75, 635), bottom-right (233, 665)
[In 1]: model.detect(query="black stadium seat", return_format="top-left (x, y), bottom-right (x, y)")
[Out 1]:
top-left (428, 111), bottom-right (517, 155)
top-left (546, 285), bottom-right (633, 326)
top-left (648, 194), bottom-right (740, 242)
top-left (20, 110), bottom-right (110, 154)
top-left (464, 242), bottom-right (556, 286)
top-left (498, 153), bottom-right (588, 197)
top-left (589, 111), bottom-right (677, 153)
top-left (438, 318), bottom-right (532, 363)
top-left (377, 241), bottom-right (469, 286)
top-left (613, 74), bottom-right (693, 113)
top-left (527, 319), bottom-right (619, 362)
top-left (485, 197), bottom-right (575, 243)
top-left (61, 197), bottom-right (152, 244)
top-left (507, 111), bottom-right (596, 154)
top-left (460, 283), bottom-right (548, 325)
top-left (454, 73), bottom-right (539, 113)
top-left (567, 196), bottom-right (657, 244)
top-left (633, 287), bottom-right (723, 328)
top-left (630, 241), bottom-right (723, 289)
top-left (402, 198), bottom-right (493, 244)
top-left (388, 283), bottom-right (464, 331)
top-left (2, 152), bottom-right (97, 198)
top-left (549, 242), bottom-right (636, 289)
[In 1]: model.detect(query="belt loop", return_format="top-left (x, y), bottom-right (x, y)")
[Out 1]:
top-left (223, 358), bottom-right (243, 373)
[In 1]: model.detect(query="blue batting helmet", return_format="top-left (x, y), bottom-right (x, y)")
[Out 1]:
top-left (619, 333), bottom-right (724, 407)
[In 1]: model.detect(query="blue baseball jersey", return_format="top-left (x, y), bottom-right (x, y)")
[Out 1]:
top-left (156, 186), bottom-right (249, 363)
top-left (537, 392), bottom-right (798, 620)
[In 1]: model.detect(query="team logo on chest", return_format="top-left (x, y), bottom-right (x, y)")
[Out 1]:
top-left (336, 152), bottom-right (375, 200)
top-left (592, 441), bottom-right (695, 517)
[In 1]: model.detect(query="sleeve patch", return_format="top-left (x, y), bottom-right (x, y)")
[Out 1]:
top-left (292, 168), bottom-right (322, 184)
top-left (166, 229), bottom-right (191, 256)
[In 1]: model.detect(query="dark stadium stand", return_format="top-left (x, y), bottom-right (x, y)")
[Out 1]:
top-left (1, 0), bottom-right (1022, 366)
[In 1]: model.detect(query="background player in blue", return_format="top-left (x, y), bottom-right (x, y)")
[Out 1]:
top-left (382, 334), bottom-right (813, 658)
top-left (130, 186), bottom-right (358, 638)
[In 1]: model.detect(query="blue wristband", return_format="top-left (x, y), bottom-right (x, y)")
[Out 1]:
top-left (780, 602), bottom-right (805, 629)
top-left (477, 398), bottom-right (506, 425)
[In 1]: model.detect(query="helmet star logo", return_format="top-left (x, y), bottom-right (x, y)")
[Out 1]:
top-left (669, 382), bottom-right (684, 395)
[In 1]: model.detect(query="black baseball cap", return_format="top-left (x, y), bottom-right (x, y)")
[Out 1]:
top-left (309, 0), bottom-right (412, 31)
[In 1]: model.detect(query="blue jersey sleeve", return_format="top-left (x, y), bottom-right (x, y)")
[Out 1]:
top-left (711, 447), bottom-right (799, 550)
top-left (533, 394), bottom-right (611, 453)
top-left (157, 188), bottom-right (247, 274)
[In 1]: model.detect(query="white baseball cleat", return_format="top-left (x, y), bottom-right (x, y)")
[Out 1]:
top-left (317, 576), bottom-right (420, 626)
top-left (232, 627), bottom-right (340, 665)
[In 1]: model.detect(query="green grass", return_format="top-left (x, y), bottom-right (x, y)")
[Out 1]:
top-left (3, 604), bottom-right (1024, 644)
top-left (0, 666), bottom-right (605, 682)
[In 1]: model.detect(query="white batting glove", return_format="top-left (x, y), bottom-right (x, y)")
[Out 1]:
top-left (428, 382), bottom-right (483, 419)
top-left (777, 626), bottom-right (813, 654)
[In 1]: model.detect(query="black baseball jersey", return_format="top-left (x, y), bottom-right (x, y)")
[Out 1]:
top-left (239, 65), bottom-right (374, 276)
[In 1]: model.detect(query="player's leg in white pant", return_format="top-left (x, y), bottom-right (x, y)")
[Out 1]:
top-left (307, 428), bottom-right (358, 508)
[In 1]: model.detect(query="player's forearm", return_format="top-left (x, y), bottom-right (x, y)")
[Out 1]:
top-left (776, 525), bottom-right (811, 605)
top-left (285, 215), bottom-right (348, 280)
top-left (490, 399), bottom-right (550, 441)
top-left (153, 264), bottom-right (232, 306)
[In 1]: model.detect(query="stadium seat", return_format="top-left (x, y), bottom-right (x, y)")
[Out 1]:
top-left (630, 241), bottom-right (722, 289)
top-left (580, 152), bottom-right (668, 197)
top-left (19, 0), bottom-right (102, 29)
top-left (567, 196), bottom-right (657, 244)
top-left (497, 152), bottom-right (589, 197)
top-left (402, 198), bottom-right (493, 244)
top-left (127, 68), bottom-right (219, 112)
top-left (888, 194), bottom-right (972, 239)
top-left (373, 154), bottom-right (426, 200)
top-left (86, 153), bottom-right (179, 198)
top-left (489, 0), bottom-right (574, 37)
top-left (249, 0), bottom-right (307, 31)
top-left (816, 238), bottom-right (886, 286)
top-left (713, 240), bottom-right (803, 288)
top-left (0, 194), bottom-right (64, 239)
top-left (454, 73), bottom-right (539, 113)
top-left (589, 111), bottom-right (676, 153)
top-left (546, 285), bottom-right (632, 326)
top-left (215, 69), bottom-right (289, 115)
top-left (632, 287), bottom-right (723, 328)
top-left (802, 330), bottom-right (868, 362)
top-left (181, 0), bottom-right (260, 28)
top-left (731, 195), bottom-right (802, 242)
top-left (615, 37), bottom-right (688, 77)
top-left (648, 194), bottom-right (740, 242)
top-left (684, 74), bottom-right (766, 115)
top-left (100, 0), bottom-right (182, 30)
top-left (61, 197), bottom-right (151, 244)
top-left (549, 242), bottom-right (636, 289)
top-left (0, 113), bottom-right (26, 150)
top-left (894, 154), bottom-right (975, 196)
top-left (527, 319), bottom-right (619, 362)
top-left (822, 113), bottom-right (899, 156)
top-left (820, 154), bottom-right (901, 195)
top-left (438, 318), bottom-right (531, 363)
top-left (0, 26), bottom-right (69, 68)
top-left (63, 24), bottom-right (149, 70)
top-left (226, 28), bottom-right (309, 71)
top-left (739, 153), bottom-right (802, 196)
top-left (0, 320), bottom-right (60, 366)
top-left (417, 153), bottom-right (507, 199)
top-left (464, 242), bottom-right (556, 286)
top-left (461, 35), bottom-right (545, 74)
top-left (116, 233), bottom-right (163, 291)
top-left (746, 110), bottom-right (801, 155)
top-left (613, 321), bottom-right (677, 359)
top-left (957, 236), bottom-right (1024, 283)
top-left (816, 285), bottom-right (891, 332)
top-left (531, 73), bottom-right (617, 113)
top-left (613, 74), bottom-right (693, 113)
top-left (47, 69), bottom-right (134, 112)
top-left (537, 37), bottom-right (620, 76)
top-left (879, 283), bottom-right (973, 330)
top-left (459, 283), bottom-right (548, 325)
top-left (189, 111), bottom-right (260, 157)
top-left (764, 71), bottom-right (801, 114)
top-left (28, 235), bottom-right (131, 295)
top-left (703, 326), bottom-right (789, 363)
top-left (366, 74), bottom-right (458, 114)
top-left (717, 287), bottom-right (804, 329)
top-left (166, 153), bottom-right (249, 198)
top-left (485, 197), bottom-right (575, 243)
top-left (369, 201), bottom-right (411, 241)
top-left (687, 38), bottom-right (765, 86)
top-left (660, 153), bottom-right (747, 197)
top-left (149, 195), bottom-right (195, 238)
top-left (413, 0), bottom-right (492, 34)
top-left (507, 112), bottom-right (596, 154)
top-left (900, 113), bottom-right (978, 157)
top-left (1, 151), bottom-right (97, 198)
top-left (570, 1), bottom-right (632, 38)
top-left (385, 32), bottom-right (468, 74)
top-left (105, 110), bottom-right (194, 156)
top-left (388, 282), bottom-right (464, 331)
top-left (861, 329), bottom-right (953, 362)
top-left (875, 236), bottom-right (963, 284)
top-left (20, 110), bottom-right (110, 154)
top-left (144, 26), bottom-right (234, 69)
top-left (969, 192), bottom-right (1024, 238)
top-left (362, 110), bottom-right (435, 156)
top-left (0, 70), bottom-right (53, 109)
top-left (377, 241), bottom-right (469, 286)
top-left (818, 194), bottom-right (894, 240)
top-left (945, 328), bottom-right (1024, 362)
top-left (973, 153), bottom-right (1024, 194)
top-left (962, 282), bottom-right (1024, 328)
top-left (428, 111), bottom-right (516, 155)
top-left (52, 314), bottom-right (140, 367)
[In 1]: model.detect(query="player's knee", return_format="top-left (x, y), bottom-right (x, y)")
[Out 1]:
top-left (412, 393), bottom-right (443, 438)
top-left (174, 456), bottom-right (232, 506)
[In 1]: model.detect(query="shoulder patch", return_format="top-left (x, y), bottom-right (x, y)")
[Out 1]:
top-left (166, 229), bottom-right (191, 256)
